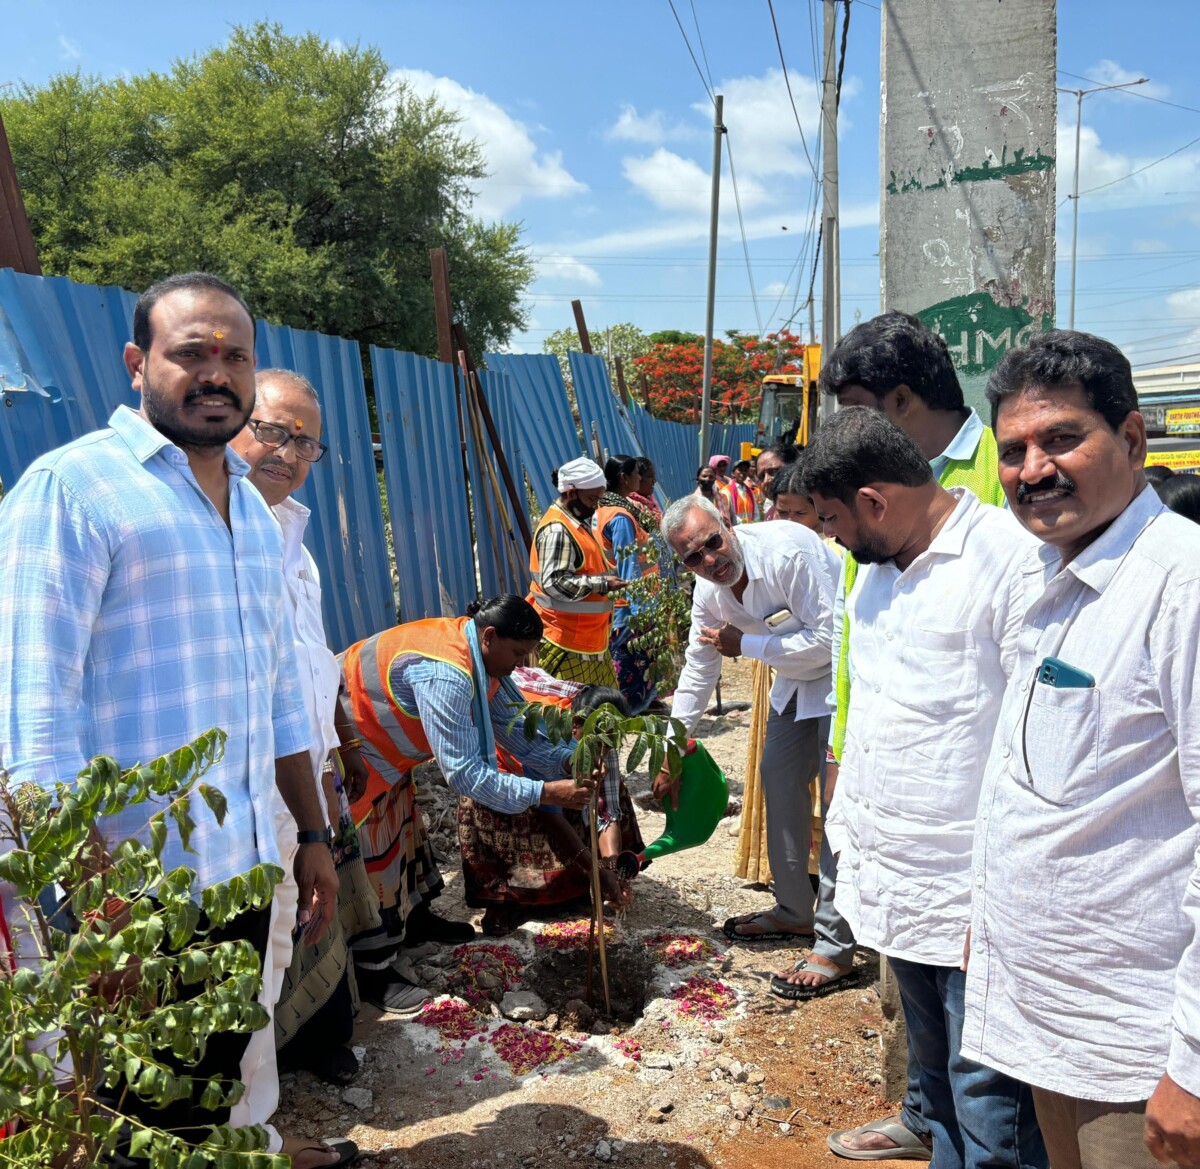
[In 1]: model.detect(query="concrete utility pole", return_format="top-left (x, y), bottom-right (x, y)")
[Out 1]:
top-left (875, 0), bottom-right (1057, 1100)
top-left (699, 94), bottom-right (724, 466)
top-left (880, 0), bottom-right (1057, 414)
top-left (1060, 77), bottom-right (1148, 328)
top-left (820, 0), bottom-right (841, 399)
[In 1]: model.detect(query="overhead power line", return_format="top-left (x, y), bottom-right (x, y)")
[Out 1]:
top-left (1057, 70), bottom-right (1200, 117)
top-left (767, 0), bottom-right (819, 179)
top-left (666, 0), bottom-right (715, 104)
top-left (1076, 134), bottom-right (1200, 197)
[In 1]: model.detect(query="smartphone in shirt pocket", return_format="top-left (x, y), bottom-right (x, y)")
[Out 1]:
top-left (1022, 659), bottom-right (1101, 806)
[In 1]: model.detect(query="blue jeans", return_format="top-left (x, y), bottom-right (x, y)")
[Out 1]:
top-left (889, 957), bottom-right (1047, 1169)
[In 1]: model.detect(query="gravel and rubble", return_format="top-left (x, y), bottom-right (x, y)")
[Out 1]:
top-left (275, 659), bottom-right (894, 1169)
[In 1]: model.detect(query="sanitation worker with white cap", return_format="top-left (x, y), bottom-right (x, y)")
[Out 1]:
top-left (527, 457), bottom-right (628, 686)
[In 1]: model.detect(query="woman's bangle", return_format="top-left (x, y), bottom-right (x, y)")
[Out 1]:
top-left (338, 738), bottom-right (364, 753)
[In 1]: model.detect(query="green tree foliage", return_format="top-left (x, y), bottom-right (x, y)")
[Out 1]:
top-left (542, 322), bottom-right (652, 390)
top-left (0, 23), bottom-right (533, 356)
top-left (0, 730), bottom-right (285, 1168)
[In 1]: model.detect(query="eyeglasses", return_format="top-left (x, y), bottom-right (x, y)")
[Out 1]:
top-left (681, 531), bottom-right (724, 569)
top-left (247, 419), bottom-right (327, 463)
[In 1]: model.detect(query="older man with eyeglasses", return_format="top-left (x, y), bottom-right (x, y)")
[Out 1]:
top-left (654, 494), bottom-right (838, 943)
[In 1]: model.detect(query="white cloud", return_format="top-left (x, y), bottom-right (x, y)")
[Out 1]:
top-left (606, 103), bottom-right (696, 145)
top-left (1133, 239), bottom-right (1171, 253)
top-left (690, 68), bottom-right (853, 181)
top-left (58, 35), bottom-right (81, 61)
top-left (623, 147), bottom-right (771, 215)
top-left (1055, 120), bottom-right (1200, 212)
top-left (389, 69), bottom-right (586, 219)
top-left (1166, 288), bottom-right (1200, 318)
top-left (535, 254), bottom-right (602, 288)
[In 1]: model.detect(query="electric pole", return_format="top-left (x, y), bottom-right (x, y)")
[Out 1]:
top-left (1059, 76), bottom-right (1148, 328)
top-left (699, 94), bottom-right (724, 465)
top-left (820, 0), bottom-right (841, 420)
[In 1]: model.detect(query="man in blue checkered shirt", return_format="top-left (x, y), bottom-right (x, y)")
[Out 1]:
top-left (0, 271), bottom-right (339, 1152)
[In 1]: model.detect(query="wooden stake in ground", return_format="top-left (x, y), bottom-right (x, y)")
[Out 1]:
top-left (588, 788), bottom-right (612, 1016)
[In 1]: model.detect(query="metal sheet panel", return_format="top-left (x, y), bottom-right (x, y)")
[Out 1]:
top-left (484, 352), bottom-right (581, 511)
top-left (471, 368), bottom-right (528, 598)
top-left (0, 269), bottom-right (394, 653)
top-left (371, 348), bottom-right (477, 621)
top-left (0, 270), bottom-right (138, 490)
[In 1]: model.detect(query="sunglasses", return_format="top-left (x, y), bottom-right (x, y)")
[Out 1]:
top-left (247, 419), bottom-right (328, 463)
top-left (681, 531), bottom-right (724, 569)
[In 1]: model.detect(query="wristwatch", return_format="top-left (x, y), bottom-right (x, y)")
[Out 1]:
top-left (296, 828), bottom-right (333, 845)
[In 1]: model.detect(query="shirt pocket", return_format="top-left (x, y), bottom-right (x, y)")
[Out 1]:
top-left (1022, 683), bottom-right (1101, 806)
top-left (899, 626), bottom-right (979, 719)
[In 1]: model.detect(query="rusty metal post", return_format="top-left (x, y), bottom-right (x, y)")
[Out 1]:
top-left (571, 300), bottom-right (593, 354)
top-left (430, 248), bottom-right (455, 366)
top-left (0, 112), bottom-right (41, 275)
top-left (613, 356), bottom-right (632, 410)
top-left (452, 321), bottom-right (534, 552)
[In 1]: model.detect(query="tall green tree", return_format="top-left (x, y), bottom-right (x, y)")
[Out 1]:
top-left (542, 322), bottom-right (651, 389)
top-left (1, 23), bottom-right (533, 356)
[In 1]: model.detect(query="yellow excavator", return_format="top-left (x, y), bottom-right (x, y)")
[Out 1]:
top-left (741, 343), bottom-right (821, 461)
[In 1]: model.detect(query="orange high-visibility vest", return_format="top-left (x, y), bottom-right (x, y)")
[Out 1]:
top-left (340, 616), bottom-right (499, 820)
top-left (527, 501), bottom-right (613, 654)
top-left (593, 502), bottom-right (660, 609)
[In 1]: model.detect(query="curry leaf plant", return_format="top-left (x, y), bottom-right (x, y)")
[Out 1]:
top-left (0, 729), bottom-right (286, 1168)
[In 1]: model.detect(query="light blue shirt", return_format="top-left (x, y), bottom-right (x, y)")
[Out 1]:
top-left (391, 658), bottom-right (573, 814)
top-left (0, 406), bottom-right (312, 889)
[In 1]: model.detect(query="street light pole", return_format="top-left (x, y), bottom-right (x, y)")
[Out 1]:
top-left (1059, 77), bottom-right (1149, 329)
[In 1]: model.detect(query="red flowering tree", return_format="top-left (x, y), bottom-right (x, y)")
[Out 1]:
top-left (632, 330), bottom-right (807, 423)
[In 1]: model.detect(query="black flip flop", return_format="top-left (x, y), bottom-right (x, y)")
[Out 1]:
top-left (289, 1138), bottom-right (360, 1169)
top-left (309, 1045), bottom-right (361, 1086)
top-left (769, 961), bottom-right (860, 1000)
top-left (722, 914), bottom-right (814, 943)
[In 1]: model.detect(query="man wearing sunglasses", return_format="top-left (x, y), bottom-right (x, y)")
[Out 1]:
top-left (653, 494), bottom-right (838, 944)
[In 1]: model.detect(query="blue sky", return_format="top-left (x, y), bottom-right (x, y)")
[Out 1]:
top-left (6, 0), bottom-right (1200, 368)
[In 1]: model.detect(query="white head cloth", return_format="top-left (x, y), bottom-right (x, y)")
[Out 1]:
top-left (557, 457), bottom-right (606, 491)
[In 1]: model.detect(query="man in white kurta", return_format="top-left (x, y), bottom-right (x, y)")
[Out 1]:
top-left (803, 407), bottom-right (1045, 1169)
top-left (655, 495), bottom-right (837, 941)
top-left (229, 370), bottom-right (356, 1169)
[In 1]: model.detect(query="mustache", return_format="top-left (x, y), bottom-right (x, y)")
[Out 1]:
top-left (258, 456), bottom-right (295, 480)
top-left (184, 384), bottom-right (241, 408)
top-left (1016, 471), bottom-right (1076, 505)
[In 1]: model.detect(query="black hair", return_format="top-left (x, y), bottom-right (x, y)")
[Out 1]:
top-left (1154, 474), bottom-right (1200, 525)
top-left (985, 329), bottom-right (1138, 432)
top-left (732, 460), bottom-right (751, 474)
top-left (758, 440), bottom-right (800, 467)
top-left (798, 406), bottom-right (933, 504)
top-left (570, 685), bottom-right (631, 720)
top-left (1144, 464), bottom-right (1176, 485)
top-left (604, 454), bottom-right (639, 494)
top-left (634, 456), bottom-right (655, 477)
top-left (766, 458), bottom-right (811, 503)
top-left (466, 594), bottom-right (543, 641)
top-left (132, 271), bottom-right (255, 352)
top-left (820, 310), bottom-right (964, 411)
top-left (696, 464), bottom-right (713, 478)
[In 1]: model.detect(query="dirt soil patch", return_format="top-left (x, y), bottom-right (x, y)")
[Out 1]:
top-left (275, 658), bottom-right (913, 1168)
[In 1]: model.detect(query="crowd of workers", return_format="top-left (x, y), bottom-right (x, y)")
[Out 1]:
top-left (1, 270), bottom-right (1199, 1169)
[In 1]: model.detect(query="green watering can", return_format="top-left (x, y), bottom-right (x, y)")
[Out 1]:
top-left (618, 739), bottom-right (729, 877)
